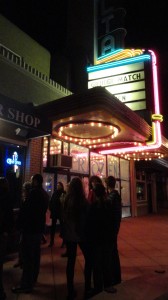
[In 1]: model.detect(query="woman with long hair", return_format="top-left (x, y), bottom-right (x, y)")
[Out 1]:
top-left (63, 177), bottom-right (91, 300)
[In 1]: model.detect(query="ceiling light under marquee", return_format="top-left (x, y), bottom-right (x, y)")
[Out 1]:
top-left (55, 121), bottom-right (120, 145)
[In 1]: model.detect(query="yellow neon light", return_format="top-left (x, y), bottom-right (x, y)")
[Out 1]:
top-left (152, 114), bottom-right (163, 122)
top-left (96, 49), bottom-right (144, 65)
top-left (147, 122), bottom-right (156, 145)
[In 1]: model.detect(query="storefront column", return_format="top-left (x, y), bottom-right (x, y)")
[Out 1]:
top-left (25, 137), bottom-right (43, 181)
top-left (130, 160), bottom-right (137, 217)
top-left (151, 173), bottom-right (157, 213)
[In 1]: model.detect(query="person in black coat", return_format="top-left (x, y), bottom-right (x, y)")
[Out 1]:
top-left (63, 177), bottom-right (91, 300)
top-left (105, 175), bottom-right (122, 290)
top-left (0, 177), bottom-right (14, 300)
top-left (48, 181), bottom-right (65, 247)
top-left (12, 173), bottom-right (49, 294)
top-left (13, 181), bottom-right (32, 268)
top-left (87, 183), bottom-right (117, 296)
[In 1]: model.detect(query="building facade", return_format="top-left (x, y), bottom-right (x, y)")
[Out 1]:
top-left (0, 14), bottom-right (72, 205)
top-left (1, 0), bottom-right (168, 218)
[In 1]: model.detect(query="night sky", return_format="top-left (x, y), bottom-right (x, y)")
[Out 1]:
top-left (0, 0), bottom-right (67, 52)
top-left (1, 1), bottom-right (167, 54)
top-left (1, 0), bottom-right (168, 129)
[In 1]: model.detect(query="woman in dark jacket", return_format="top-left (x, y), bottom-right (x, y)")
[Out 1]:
top-left (11, 173), bottom-right (49, 294)
top-left (63, 177), bottom-right (91, 300)
top-left (106, 176), bottom-right (122, 289)
top-left (87, 183), bottom-right (117, 295)
top-left (0, 177), bottom-right (14, 300)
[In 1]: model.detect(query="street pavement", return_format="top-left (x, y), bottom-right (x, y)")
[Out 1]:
top-left (3, 212), bottom-right (168, 300)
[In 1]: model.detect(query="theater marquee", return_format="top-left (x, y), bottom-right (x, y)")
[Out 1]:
top-left (87, 52), bottom-right (152, 112)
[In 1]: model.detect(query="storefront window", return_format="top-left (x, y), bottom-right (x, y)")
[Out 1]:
top-left (90, 152), bottom-right (106, 178)
top-left (70, 143), bottom-right (89, 174)
top-left (43, 137), bottom-right (48, 168)
top-left (120, 180), bottom-right (130, 205)
top-left (120, 158), bottom-right (130, 180)
top-left (43, 137), bottom-right (62, 168)
top-left (57, 174), bottom-right (68, 189)
top-left (136, 182), bottom-right (146, 201)
top-left (63, 142), bottom-right (69, 155)
top-left (107, 155), bottom-right (119, 178)
top-left (43, 172), bottom-right (55, 198)
top-left (136, 171), bottom-right (146, 202)
top-left (120, 158), bottom-right (131, 217)
top-left (50, 138), bottom-right (62, 155)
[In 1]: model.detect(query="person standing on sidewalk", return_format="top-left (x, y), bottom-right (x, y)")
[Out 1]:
top-left (11, 173), bottom-right (49, 294)
top-left (13, 181), bottom-right (32, 269)
top-left (63, 177), bottom-right (91, 300)
top-left (0, 177), bottom-right (14, 300)
top-left (87, 183), bottom-right (117, 296)
top-left (48, 181), bottom-right (66, 247)
top-left (87, 175), bottom-right (102, 204)
top-left (105, 175), bottom-right (122, 290)
top-left (60, 182), bottom-right (70, 257)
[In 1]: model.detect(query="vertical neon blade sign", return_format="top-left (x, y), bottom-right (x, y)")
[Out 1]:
top-left (147, 50), bottom-right (162, 147)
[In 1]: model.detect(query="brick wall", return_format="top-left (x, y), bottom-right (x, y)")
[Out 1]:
top-left (25, 137), bottom-right (43, 181)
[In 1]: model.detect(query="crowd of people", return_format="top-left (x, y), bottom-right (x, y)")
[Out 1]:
top-left (0, 173), bottom-right (122, 300)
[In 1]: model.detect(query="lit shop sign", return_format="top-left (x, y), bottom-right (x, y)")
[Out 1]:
top-left (0, 104), bottom-right (40, 128)
top-left (6, 152), bottom-right (21, 166)
top-left (87, 54), bottom-right (151, 111)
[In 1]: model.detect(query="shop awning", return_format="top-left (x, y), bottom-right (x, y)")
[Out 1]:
top-left (0, 93), bottom-right (51, 141)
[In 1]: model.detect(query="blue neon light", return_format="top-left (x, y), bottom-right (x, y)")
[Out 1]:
top-left (87, 54), bottom-right (151, 73)
top-left (6, 151), bottom-right (21, 166)
top-left (6, 158), bottom-right (21, 165)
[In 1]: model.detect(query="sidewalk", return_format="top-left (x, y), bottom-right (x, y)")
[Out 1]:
top-left (3, 212), bottom-right (168, 300)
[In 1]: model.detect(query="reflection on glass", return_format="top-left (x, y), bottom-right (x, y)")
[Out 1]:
top-left (43, 137), bottom-right (48, 167)
top-left (70, 143), bottom-right (89, 174)
top-left (121, 180), bottom-right (130, 206)
top-left (50, 138), bottom-right (62, 155)
top-left (107, 155), bottom-right (119, 177)
top-left (63, 142), bottom-right (69, 155)
top-left (57, 174), bottom-right (68, 190)
top-left (90, 152), bottom-right (106, 178)
top-left (136, 182), bottom-right (145, 201)
top-left (120, 158), bottom-right (129, 180)
top-left (43, 173), bottom-right (54, 198)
